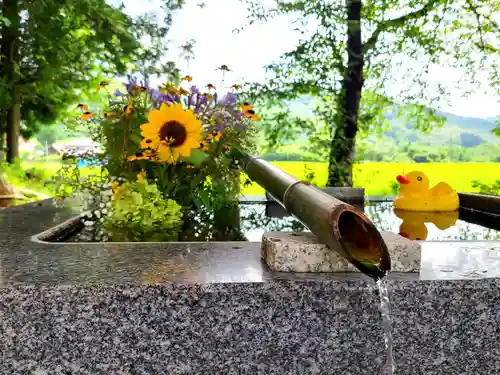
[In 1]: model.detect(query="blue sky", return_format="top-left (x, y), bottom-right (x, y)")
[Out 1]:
top-left (119, 0), bottom-right (500, 119)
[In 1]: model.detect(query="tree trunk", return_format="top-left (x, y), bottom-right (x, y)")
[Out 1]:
top-left (327, 0), bottom-right (364, 187)
top-left (1, 0), bottom-right (21, 164)
top-left (0, 131), bottom-right (4, 161)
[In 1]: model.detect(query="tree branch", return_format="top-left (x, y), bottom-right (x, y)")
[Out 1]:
top-left (363, 0), bottom-right (440, 53)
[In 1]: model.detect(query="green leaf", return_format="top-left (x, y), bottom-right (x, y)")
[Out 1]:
top-left (0, 17), bottom-right (11, 27)
top-left (129, 133), bottom-right (142, 145)
top-left (185, 149), bottom-right (209, 166)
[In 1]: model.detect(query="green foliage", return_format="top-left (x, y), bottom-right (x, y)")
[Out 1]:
top-left (240, 0), bottom-right (500, 184)
top-left (0, 0), bottom-right (186, 145)
top-left (471, 180), bottom-right (500, 196)
top-left (0, 160), bottom-right (51, 195)
top-left (35, 123), bottom-right (67, 146)
top-left (107, 176), bottom-right (183, 242)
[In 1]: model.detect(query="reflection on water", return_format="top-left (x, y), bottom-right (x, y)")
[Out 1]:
top-left (242, 201), bottom-right (500, 242)
top-left (66, 200), bottom-right (500, 242)
top-left (394, 210), bottom-right (458, 240)
top-left (0, 199), bottom-right (26, 208)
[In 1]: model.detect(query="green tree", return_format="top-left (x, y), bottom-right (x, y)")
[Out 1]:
top-left (241, 0), bottom-right (500, 186)
top-left (0, 0), bottom-right (184, 163)
top-left (35, 123), bottom-right (66, 147)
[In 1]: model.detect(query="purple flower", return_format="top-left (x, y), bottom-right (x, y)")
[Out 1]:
top-left (234, 111), bottom-right (245, 120)
top-left (187, 94), bottom-right (194, 108)
top-left (218, 92), bottom-right (238, 106)
top-left (190, 86), bottom-right (200, 95)
top-left (109, 101), bottom-right (121, 106)
top-left (125, 78), bottom-right (139, 94)
top-left (213, 92), bottom-right (218, 104)
top-left (149, 89), bottom-right (162, 102)
top-left (114, 89), bottom-right (125, 97)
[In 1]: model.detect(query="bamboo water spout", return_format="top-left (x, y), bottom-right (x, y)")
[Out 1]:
top-left (237, 153), bottom-right (391, 279)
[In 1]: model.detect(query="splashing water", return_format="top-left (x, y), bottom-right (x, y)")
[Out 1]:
top-left (377, 278), bottom-right (395, 375)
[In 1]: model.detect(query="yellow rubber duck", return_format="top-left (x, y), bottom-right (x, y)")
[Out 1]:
top-left (394, 209), bottom-right (459, 240)
top-left (393, 171), bottom-right (459, 212)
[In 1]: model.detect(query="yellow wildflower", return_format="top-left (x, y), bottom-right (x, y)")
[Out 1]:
top-left (215, 65), bottom-right (231, 72)
top-left (137, 170), bottom-right (146, 184)
top-left (81, 111), bottom-right (94, 120)
top-left (96, 80), bottom-right (110, 92)
top-left (74, 103), bottom-right (88, 112)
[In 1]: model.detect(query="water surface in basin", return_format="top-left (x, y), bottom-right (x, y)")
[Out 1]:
top-left (59, 200), bottom-right (500, 242)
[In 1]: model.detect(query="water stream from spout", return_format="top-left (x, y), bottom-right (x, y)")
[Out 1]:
top-left (377, 278), bottom-right (395, 375)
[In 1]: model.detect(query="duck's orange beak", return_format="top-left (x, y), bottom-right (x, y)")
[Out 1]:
top-left (397, 175), bottom-right (410, 184)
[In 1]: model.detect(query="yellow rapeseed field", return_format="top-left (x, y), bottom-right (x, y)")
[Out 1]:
top-left (17, 161), bottom-right (499, 196)
top-left (240, 162), bottom-right (500, 196)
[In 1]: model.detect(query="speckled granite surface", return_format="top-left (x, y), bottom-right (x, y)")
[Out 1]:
top-left (261, 231), bottom-right (421, 273)
top-left (2, 200), bottom-right (500, 374)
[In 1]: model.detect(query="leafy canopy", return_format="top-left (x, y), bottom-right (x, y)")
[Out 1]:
top-left (239, 0), bottom-right (500, 156)
top-left (0, 0), bottom-right (185, 138)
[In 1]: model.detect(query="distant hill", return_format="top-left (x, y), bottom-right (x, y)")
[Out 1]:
top-left (282, 98), bottom-right (499, 148)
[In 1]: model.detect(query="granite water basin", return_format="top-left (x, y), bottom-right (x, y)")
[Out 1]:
top-left (3, 200), bottom-right (500, 374)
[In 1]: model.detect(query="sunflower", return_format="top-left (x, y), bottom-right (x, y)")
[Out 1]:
top-left (81, 111), bottom-right (94, 120)
top-left (178, 88), bottom-right (190, 96)
top-left (231, 84), bottom-right (241, 91)
top-left (181, 75), bottom-right (193, 82)
top-left (206, 84), bottom-right (216, 90)
top-left (241, 103), bottom-right (252, 110)
top-left (140, 103), bottom-right (202, 164)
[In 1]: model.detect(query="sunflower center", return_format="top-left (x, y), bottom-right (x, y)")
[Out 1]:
top-left (159, 121), bottom-right (187, 147)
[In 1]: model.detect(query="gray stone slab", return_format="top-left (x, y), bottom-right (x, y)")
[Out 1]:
top-left (262, 231), bottom-right (421, 273)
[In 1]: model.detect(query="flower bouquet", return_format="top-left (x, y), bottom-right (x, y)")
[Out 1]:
top-left (53, 73), bottom-right (260, 242)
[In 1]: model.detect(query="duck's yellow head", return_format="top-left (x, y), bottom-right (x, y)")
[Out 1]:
top-left (396, 171), bottom-right (429, 193)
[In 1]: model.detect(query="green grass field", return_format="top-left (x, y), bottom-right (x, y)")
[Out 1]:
top-left (5, 161), bottom-right (499, 196)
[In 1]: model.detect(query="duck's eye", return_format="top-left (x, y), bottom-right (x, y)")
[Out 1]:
top-left (417, 176), bottom-right (423, 181)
